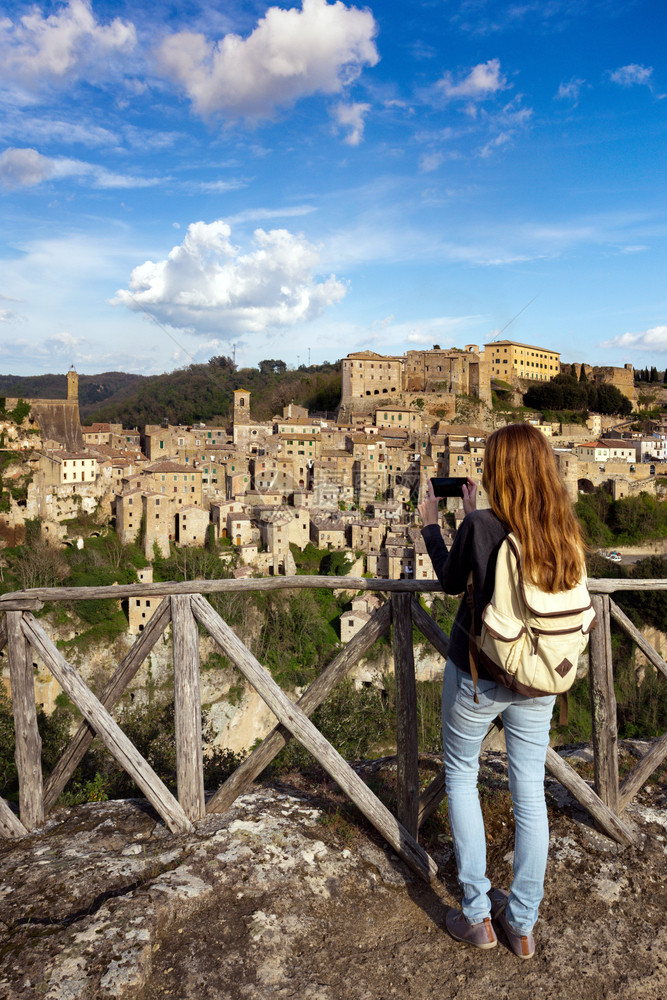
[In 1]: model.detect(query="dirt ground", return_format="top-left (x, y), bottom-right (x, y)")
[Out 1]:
top-left (1, 743), bottom-right (665, 1000)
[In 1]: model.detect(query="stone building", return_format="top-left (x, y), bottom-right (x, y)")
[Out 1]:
top-left (484, 340), bottom-right (560, 382)
top-left (128, 566), bottom-right (165, 635)
top-left (341, 351), bottom-right (403, 401)
top-left (176, 505), bottom-right (211, 546)
top-left (39, 452), bottom-right (97, 487)
top-left (310, 515), bottom-right (347, 549)
top-left (341, 345), bottom-right (491, 408)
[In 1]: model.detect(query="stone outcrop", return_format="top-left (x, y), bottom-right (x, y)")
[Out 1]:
top-left (0, 748), bottom-right (665, 1000)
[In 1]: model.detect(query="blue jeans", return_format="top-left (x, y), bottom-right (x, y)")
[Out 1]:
top-left (442, 660), bottom-right (556, 935)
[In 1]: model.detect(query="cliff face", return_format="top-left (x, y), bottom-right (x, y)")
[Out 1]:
top-left (0, 751), bottom-right (665, 1000)
top-left (28, 400), bottom-right (84, 451)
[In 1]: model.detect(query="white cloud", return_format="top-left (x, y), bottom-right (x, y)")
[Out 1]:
top-left (419, 152), bottom-right (444, 173)
top-left (112, 220), bottom-right (347, 336)
top-left (437, 58), bottom-right (507, 101)
top-left (610, 64), bottom-right (653, 87)
top-left (0, 147), bottom-right (163, 190)
top-left (156, 0), bottom-right (378, 121)
top-left (0, 112), bottom-right (118, 148)
top-left (0, 0), bottom-right (136, 93)
top-left (44, 331), bottom-right (88, 353)
top-left (479, 131), bottom-right (512, 158)
top-left (556, 77), bottom-right (585, 106)
top-left (332, 101), bottom-right (370, 145)
top-left (601, 325), bottom-right (667, 353)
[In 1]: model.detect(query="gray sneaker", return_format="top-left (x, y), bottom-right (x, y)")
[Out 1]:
top-left (488, 888), bottom-right (535, 960)
top-left (445, 908), bottom-right (497, 949)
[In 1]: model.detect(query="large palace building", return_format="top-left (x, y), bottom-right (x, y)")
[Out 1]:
top-left (341, 346), bottom-right (492, 406)
top-left (485, 340), bottom-right (560, 382)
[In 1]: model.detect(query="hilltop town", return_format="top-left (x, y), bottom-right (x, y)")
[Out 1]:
top-left (0, 342), bottom-right (666, 641)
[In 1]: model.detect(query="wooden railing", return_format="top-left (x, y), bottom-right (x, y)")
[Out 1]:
top-left (1, 576), bottom-right (666, 879)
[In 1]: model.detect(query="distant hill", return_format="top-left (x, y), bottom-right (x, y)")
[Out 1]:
top-left (83, 359), bottom-right (342, 427)
top-left (0, 360), bottom-right (342, 428)
top-left (0, 372), bottom-right (146, 419)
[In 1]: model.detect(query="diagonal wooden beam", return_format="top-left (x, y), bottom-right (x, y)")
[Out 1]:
top-left (191, 594), bottom-right (437, 882)
top-left (545, 747), bottom-right (636, 846)
top-left (609, 599), bottom-right (667, 682)
top-left (21, 612), bottom-right (192, 835)
top-left (43, 598), bottom-right (172, 813)
top-left (410, 597), bottom-right (450, 660)
top-left (618, 731), bottom-right (667, 814)
top-left (207, 601), bottom-right (391, 815)
top-left (0, 796), bottom-right (27, 839)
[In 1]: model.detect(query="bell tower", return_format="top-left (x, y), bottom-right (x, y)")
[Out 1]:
top-left (66, 365), bottom-right (79, 402)
top-left (233, 388), bottom-right (251, 423)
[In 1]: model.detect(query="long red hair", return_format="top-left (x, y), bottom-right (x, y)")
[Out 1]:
top-left (482, 423), bottom-right (585, 592)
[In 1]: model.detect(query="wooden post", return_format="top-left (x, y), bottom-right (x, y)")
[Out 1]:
top-left (588, 595), bottom-right (620, 814)
top-left (6, 611), bottom-right (43, 831)
top-left (207, 601), bottom-right (391, 815)
top-left (21, 613), bottom-right (192, 835)
top-left (43, 598), bottom-right (172, 812)
top-left (191, 594), bottom-right (438, 882)
top-left (171, 595), bottom-right (205, 822)
top-left (392, 592), bottom-right (419, 840)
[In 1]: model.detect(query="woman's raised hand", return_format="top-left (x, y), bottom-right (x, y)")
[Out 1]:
top-left (418, 479), bottom-right (439, 527)
top-left (462, 477), bottom-right (477, 516)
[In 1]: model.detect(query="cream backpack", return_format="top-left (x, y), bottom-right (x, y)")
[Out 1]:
top-left (467, 532), bottom-right (596, 719)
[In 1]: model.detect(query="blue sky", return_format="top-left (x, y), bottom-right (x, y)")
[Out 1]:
top-left (1, 0), bottom-right (666, 377)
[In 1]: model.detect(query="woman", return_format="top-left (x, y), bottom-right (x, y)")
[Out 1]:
top-left (418, 422), bottom-right (586, 959)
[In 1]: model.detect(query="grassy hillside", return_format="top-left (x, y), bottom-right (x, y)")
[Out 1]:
top-left (84, 359), bottom-right (342, 427)
top-left (0, 360), bottom-right (342, 427)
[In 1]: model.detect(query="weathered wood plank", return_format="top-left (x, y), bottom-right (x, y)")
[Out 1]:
top-left (0, 576), bottom-right (664, 608)
top-left (418, 768), bottom-right (446, 829)
top-left (171, 596), bottom-right (205, 822)
top-left (0, 797), bottom-right (27, 839)
top-left (410, 597), bottom-right (450, 661)
top-left (0, 599), bottom-right (44, 611)
top-left (207, 601), bottom-right (391, 815)
top-left (7, 612), bottom-right (43, 831)
top-left (587, 578), bottom-right (667, 594)
top-left (43, 598), bottom-right (172, 813)
top-left (609, 599), bottom-right (667, 683)
top-left (21, 613), bottom-right (193, 835)
top-left (588, 595), bottom-right (620, 813)
top-left (0, 615), bottom-right (6, 653)
top-left (618, 732), bottom-right (667, 814)
top-left (392, 592), bottom-right (419, 840)
top-left (545, 746), bottom-right (636, 846)
top-left (190, 594), bottom-right (437, 882)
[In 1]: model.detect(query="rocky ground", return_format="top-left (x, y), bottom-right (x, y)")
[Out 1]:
top-left (0, 744), bottom-right (665, 1000)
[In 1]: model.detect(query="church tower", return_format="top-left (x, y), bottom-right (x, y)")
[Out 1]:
top-left (66, 365), bottom-right (79, 402)
top-left (233, 388), bottom-right (251, 423)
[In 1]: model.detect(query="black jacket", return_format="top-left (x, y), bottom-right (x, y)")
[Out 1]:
top-left (421, 509), bottom-right (509, 677)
